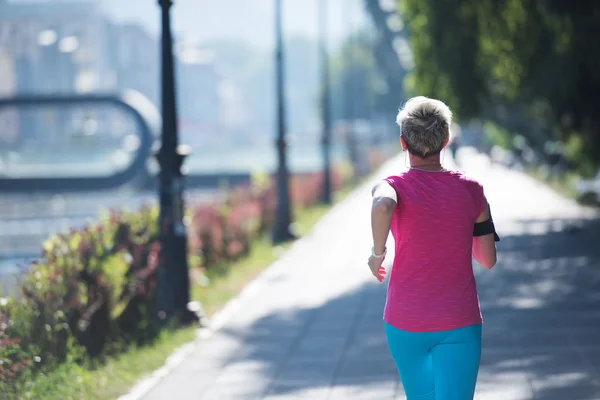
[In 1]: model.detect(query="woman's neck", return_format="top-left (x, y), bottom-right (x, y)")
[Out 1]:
top-left (408, 154), bottom-right (444, 171)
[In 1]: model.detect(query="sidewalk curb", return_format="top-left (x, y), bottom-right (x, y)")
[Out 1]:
top-left (117, 158), bottom-right (399, 400)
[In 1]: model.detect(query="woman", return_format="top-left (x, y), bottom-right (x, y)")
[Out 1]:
top-left (368, 96), bottom-right (498, 400)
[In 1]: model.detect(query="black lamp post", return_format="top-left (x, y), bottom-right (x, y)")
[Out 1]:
top-left (345, 0), bottom-right (360, 182)
top-left (319, 0), bottom-right (332, 204)
top-left (272, 0), bottom-right (295, 244)
top-left (155, 0), bottom-right (195, 325)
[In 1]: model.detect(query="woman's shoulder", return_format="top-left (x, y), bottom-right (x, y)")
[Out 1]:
top-left (384, 169), bottom-right (484, 189)
top-left (447, 169), bottom-right (483, 187)
top-left (447, 171), bottom-right (486, 205)
top-left (383, 171), bottom-right (412, 189)
top-left (384, 171), bottom-right (410, 182)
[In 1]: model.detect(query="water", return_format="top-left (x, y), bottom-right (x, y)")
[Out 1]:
top-left (0, 188), bottom-right (218, 262)
top-left (2, 143), bottom-right (348, 177)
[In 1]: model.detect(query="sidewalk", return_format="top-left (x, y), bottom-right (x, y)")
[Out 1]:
top-left (124, 148), bottom-right (600, 400)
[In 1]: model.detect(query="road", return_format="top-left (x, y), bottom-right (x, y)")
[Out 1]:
top-left (119, 147), bottom-right (600, 400)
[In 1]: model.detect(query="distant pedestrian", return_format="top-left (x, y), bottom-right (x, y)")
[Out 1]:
top-left (368, 96), bottom-right (499, 400)
top-left (449, 122), bottom-right (461, 163)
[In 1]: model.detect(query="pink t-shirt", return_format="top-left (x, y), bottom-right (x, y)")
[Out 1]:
top-left (383, 169), bottom-right (487, 332)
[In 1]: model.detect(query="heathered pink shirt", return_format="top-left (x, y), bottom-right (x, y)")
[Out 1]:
top-left (383, 169), bottom-right (487, 332)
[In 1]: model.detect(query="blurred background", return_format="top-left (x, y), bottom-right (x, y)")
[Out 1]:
top-left (0, 0), bottom-right (407, 275)
top-left (1, 0), bottom-right (599, 302)
top-left (1, 1), bottom-right (600, 399)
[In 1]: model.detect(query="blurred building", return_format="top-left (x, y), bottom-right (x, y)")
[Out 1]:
top-left (0, 0), bottom-right (116, 146)
top-left (0, 52), bottom-right (18, 150)
top-left (176, 46), bottom-right (224, 146)
top-left (107, 22), bottom-right (159, 106)
top-left (0, 0), bottom-right (227, 151)
top-left (0, 0), bottom-right (117, 94)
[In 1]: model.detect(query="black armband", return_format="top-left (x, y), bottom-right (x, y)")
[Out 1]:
top-left (474, 204), bottom-right (500, 241)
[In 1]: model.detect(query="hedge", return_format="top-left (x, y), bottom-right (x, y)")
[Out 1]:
top-left (0, 168), bottom-right (350, 395)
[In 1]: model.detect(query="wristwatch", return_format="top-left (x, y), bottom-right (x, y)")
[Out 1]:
top-left (371, 247), bottom-right (387, 258)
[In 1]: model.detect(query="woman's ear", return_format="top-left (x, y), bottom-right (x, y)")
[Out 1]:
top-left (443, 137), bottom-right (450, 148)
top-left (400, 136), bottom-right (408, 151)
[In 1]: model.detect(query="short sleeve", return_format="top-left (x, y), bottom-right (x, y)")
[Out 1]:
top-left (384, 176), bottom-right (402, 198)
top-left (468, 180), bottom-right (487, 218)
top-left (379, 176), bottom-right (403, 207)
top-left (384, 176), bottom-right (396, 189)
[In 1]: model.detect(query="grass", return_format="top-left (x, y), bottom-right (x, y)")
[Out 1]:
top-left (191, 237), bottom-right (277, 317)
top-left (191, 189), bottom-right (351, 318)
top-left (14, 327), bottom-right (197, 400)
top-left (21, 184), bottom-right (358, 400)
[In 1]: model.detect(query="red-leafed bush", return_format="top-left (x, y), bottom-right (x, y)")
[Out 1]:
top-left (188, 169), bottom-right (346, 271)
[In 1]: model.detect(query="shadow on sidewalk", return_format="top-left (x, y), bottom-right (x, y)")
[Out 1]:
top-left (212, 216), bottom-right (600, 399)
top-left (215, 282), bottom-right (396, 396)
top-left (475, 216), bottom-right (600, 399)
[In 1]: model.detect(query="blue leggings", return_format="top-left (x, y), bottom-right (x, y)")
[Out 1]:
top-left (385, 322), bottom-right (482, 400)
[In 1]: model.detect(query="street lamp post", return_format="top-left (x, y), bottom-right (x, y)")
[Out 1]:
top-left (319, 0), bottom-right (332, 204)
top-left (346, 0), bottom-right (360, 183)
top-left (155, 0), bottom-right (196, 325)
top-left (272, 0), bottom-right (295, 244)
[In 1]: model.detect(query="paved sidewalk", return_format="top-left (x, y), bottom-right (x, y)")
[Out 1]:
top-left (129, 148), bottom-right (600, 400)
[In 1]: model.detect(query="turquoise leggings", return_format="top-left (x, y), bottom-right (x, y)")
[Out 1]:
top-left (385, 322), bottom-right (482, 400)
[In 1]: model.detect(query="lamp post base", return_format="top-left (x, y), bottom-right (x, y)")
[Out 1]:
top-left (272, 226), bottom-right (296, 245)
top-left (175, 308), bottom-right (202, 327)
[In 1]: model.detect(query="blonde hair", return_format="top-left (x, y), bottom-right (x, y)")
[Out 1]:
top-left (396, 96), bottom-right (452, 158)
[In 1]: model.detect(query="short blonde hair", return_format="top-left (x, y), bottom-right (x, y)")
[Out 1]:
top-left (396, 96), bottom-right (452, 158)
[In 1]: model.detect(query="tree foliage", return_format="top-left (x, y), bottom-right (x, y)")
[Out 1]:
top-left (363, 0), bottom-right (409, 118)
top-left (329, 31), bottom-right (381, 121)
top-left (328, 28), bottom-right (407, 134)
top-left (398, 0), bottom-right (600, 174)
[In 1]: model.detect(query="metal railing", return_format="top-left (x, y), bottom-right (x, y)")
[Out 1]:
top-left (0, 90), bottom-right (159, 192)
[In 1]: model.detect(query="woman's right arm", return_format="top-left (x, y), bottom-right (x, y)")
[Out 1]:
top-left (472, 198), bottom-right (497, 269)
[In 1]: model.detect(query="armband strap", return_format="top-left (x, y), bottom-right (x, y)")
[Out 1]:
top-left (473, 219), bottom-right (500, 241)
top-left (474, 204), bottom-right (500, 241)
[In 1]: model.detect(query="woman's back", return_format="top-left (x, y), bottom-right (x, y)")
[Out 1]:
top-left (383, 169), bottom-right (487, 332)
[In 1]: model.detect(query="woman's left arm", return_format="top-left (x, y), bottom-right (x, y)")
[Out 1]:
top-left (368, 181), bottom-right (397, 282)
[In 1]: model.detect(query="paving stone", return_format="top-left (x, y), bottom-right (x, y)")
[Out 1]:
top-left (529, 369), bottom-right (600, 400)
top-left (329, 380), bottom-right (397, 400)
top-left (263, 386), bottom-right (330, 400)
top-left (475, 372), bottom-right (535, 400)
top-left (571, 332), bottom-right (600, 349)
top-left (336, 359), bottom-right (398, 379)
top-left (202, 384), bottom-right (268, 400)
top-left (143, 369), bottom-right (219, 400)
top-left (514, 330), bottom-right (572, 348)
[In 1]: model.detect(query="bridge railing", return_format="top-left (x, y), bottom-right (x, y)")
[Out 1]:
top-left (0, 90), bottom-right (160, 193)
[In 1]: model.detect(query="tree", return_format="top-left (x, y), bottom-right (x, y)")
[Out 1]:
top-left (204, 36), bottom-right (322, 143)
top-left (363, 0), bottom-right (409, 119)
top-left (398, 0), bottom-right (600, 175)
top-left (328, 30), bottom-right (398, 128)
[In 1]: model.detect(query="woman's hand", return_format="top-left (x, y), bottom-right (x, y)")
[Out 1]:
top-left (368, 255), bottom-right (387, 282)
